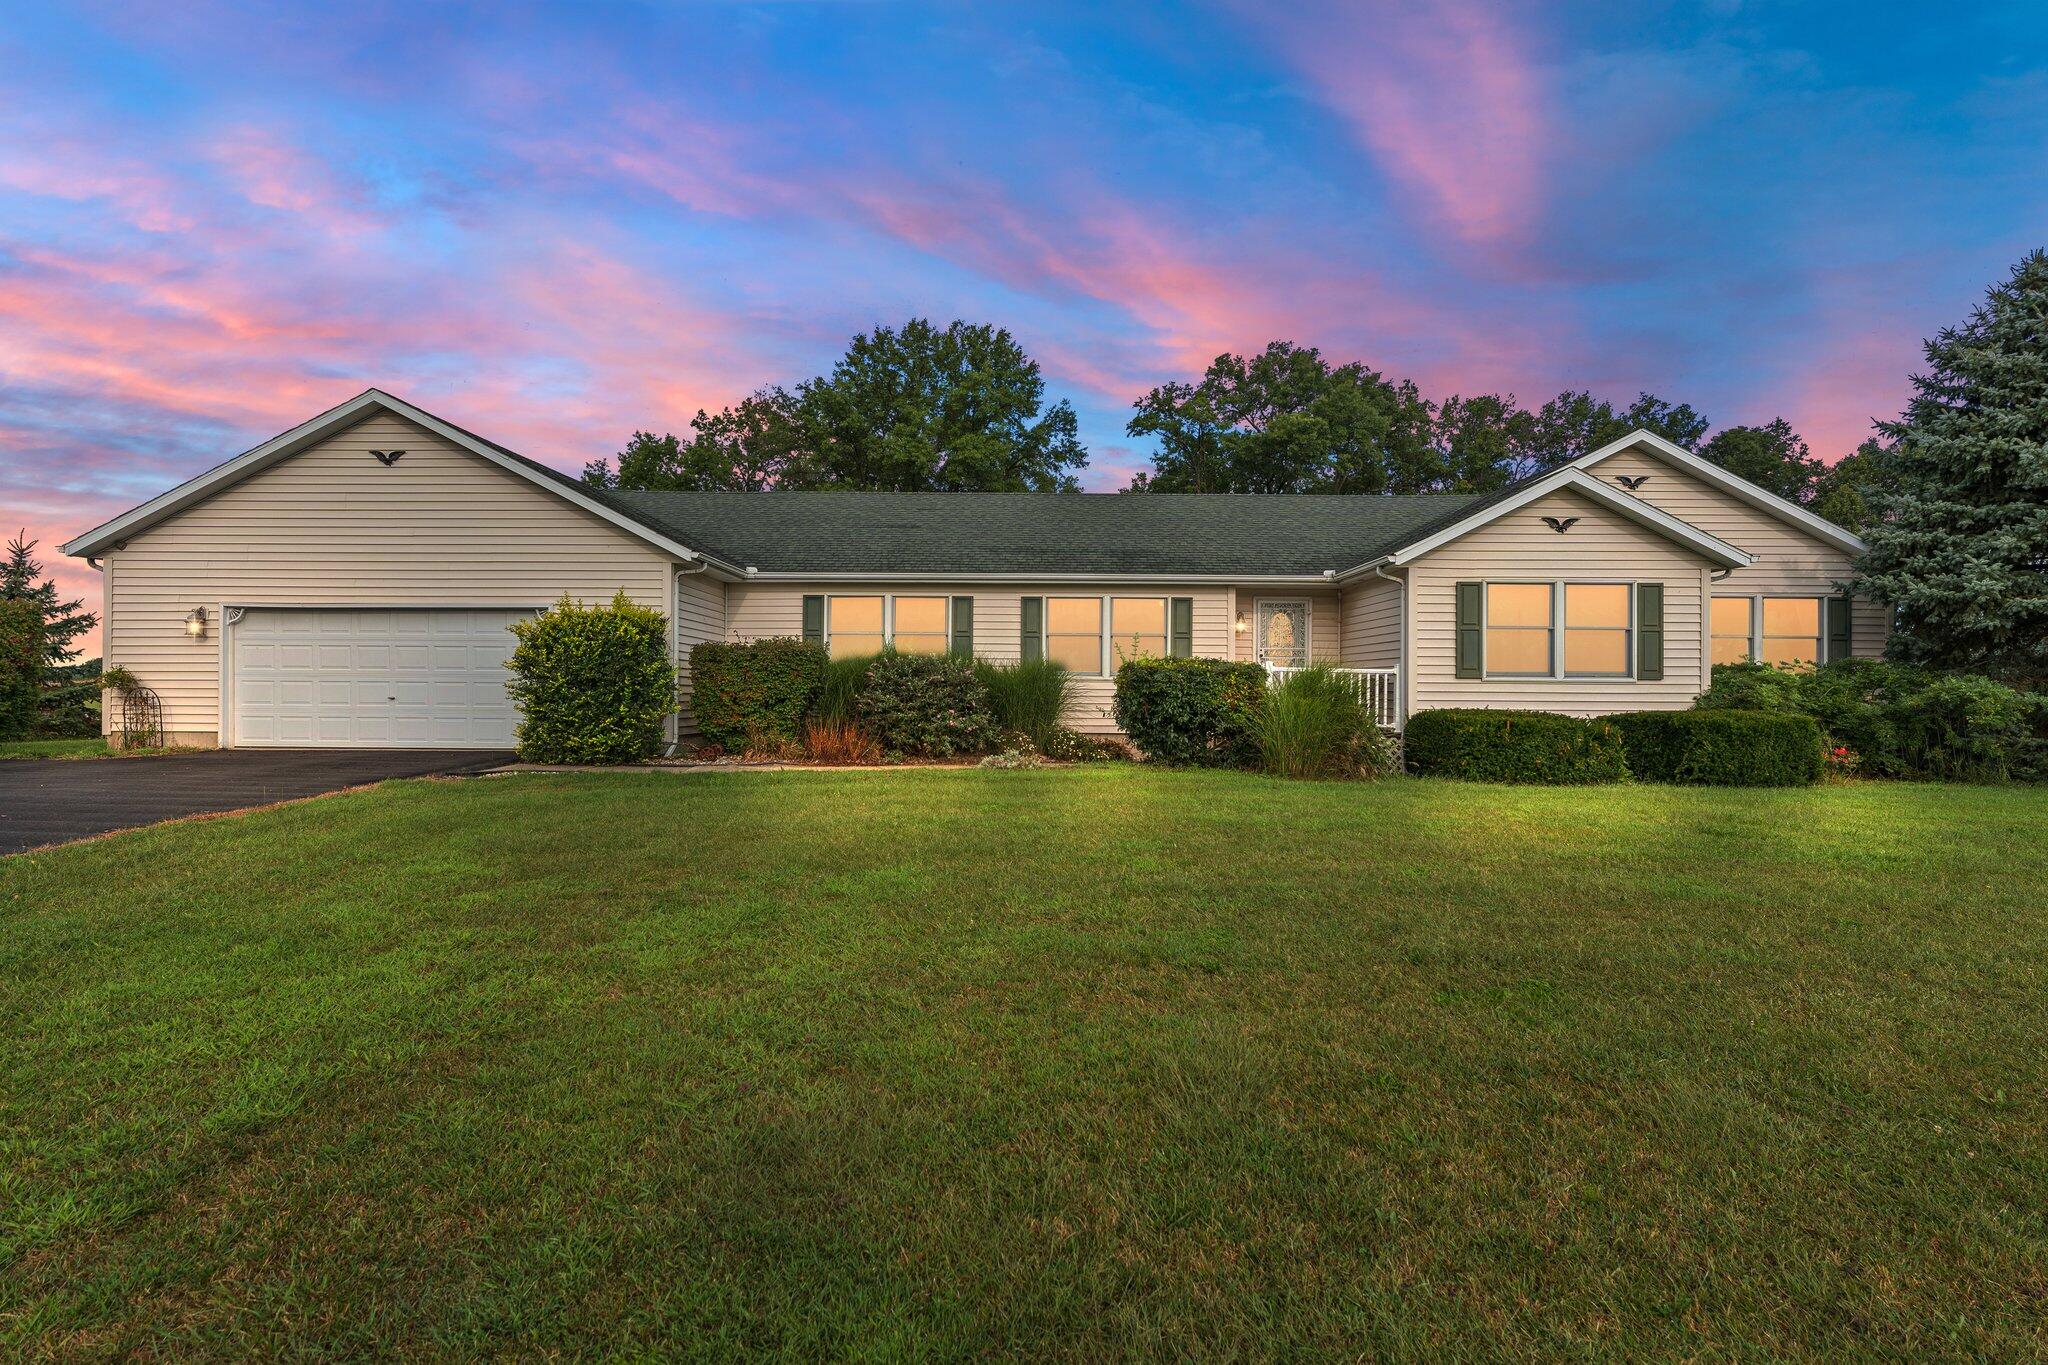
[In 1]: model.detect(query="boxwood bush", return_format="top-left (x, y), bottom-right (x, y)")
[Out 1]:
top-left (1403, 708), bottom-right (1628, 784)
top-left (690, 637), bottom-right (828, 752)
top-left (507, 593), bottom-right (677, 764)
top-left (1111, 657), bottom-right (1267, 766)
top-left (1608, 709), bottom-right (1824, 786)
top-left (855, 651), bottom-right (994, 758)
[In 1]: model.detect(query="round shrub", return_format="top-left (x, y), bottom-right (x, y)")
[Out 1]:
top-left (690, 637), bottom-right (828, 752)
top-left (1403, 708), bottom-right (1628, 784)
top-left (1111, 657), bottom-right (1267, 766)
top-left (508, 593), bottom-right (677, 764)
top-left (855, 651), bottom-right (995, 758)
top-left (1608, 710), bottom-right (1824, 786)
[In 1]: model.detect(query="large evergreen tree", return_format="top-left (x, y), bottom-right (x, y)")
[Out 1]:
top-left (1, 533), bottom-right (95, 668)
top-left (1855, 251), bottom-right (2048, 686)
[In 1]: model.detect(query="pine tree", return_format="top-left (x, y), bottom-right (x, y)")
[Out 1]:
top-left (1854, 252), bottom-right (2048, 686)
top-left (1, 532), bottom-right (97, 669)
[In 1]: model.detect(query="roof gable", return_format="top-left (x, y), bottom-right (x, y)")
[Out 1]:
top-left (62, 390), bottom-right (730, 569)
top-left (1569, 429), bottom-right (1867, 557)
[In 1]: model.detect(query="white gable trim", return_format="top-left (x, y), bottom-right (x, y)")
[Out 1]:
top-left (62, 389), bottom-right (737, 572)
top-left (1571, 428), bottom-right (1868, 556)
top-left (1341, 468), bottom-right (1754, 579)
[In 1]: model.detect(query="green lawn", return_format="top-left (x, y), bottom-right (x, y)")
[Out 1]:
top-left (0, 738), bottom-right (108, 760)
top-left (4, 770), bottom-right (2045, 1358)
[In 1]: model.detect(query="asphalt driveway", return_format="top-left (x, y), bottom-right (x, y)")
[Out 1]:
top-left (0, 749), bottom-right (512, 855)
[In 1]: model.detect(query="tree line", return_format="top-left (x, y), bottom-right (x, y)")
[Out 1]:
top-left (585, 250), bottom-right (2048, 689)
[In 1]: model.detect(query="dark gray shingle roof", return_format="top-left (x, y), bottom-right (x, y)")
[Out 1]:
top-left (592, 490), bottom-right (1490, 576)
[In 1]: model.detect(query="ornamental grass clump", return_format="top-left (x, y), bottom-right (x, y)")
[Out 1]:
top-left (975, 658), bottom-right (1073, 750)
top-left (1256, 665), bottom-right (1394, 779)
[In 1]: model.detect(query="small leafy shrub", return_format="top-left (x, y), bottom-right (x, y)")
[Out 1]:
top-left (1889, 674), bottom-right (2045, 782)
top-left (508, 593), bottom-right (677, 764)
top-left (978, 738), bottom-right (1047, 769)
top-left (856, 651), bottom-right (995, 758)
top-left (814, 652), bottom-right (883, 726)
top-left (1696, 658), bottom-right (2044, 782)
top-left (1404, 708), bottom-right (1628, 784)
top-left (803, 718), bottom-right (881, 764)
top-left (1112, 657), bottom-right (1267, 766)
top-left (691, 637), bottom-right (828, 752)
top-left (1038, 727), bottom-right (1134, 762)
top-left (1608, 710), bottom-right (1825, 786)
top-left (976, 658), bottom-right (1073, 750)
top-left (1256, 665), bottom-right (1392, 779)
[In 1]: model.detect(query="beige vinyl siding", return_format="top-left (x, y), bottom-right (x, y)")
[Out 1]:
top-left (102, 412), bottom-right (674, 744)
top-left (724, 583), bottom-right (1231, 734)
top-left (1595, 449), bottom-right (1889, 657)
top-left (1229, 588), bottom-right (1341, 663)
top-left (1407, 488), bottom-right (1707, 716)
top-left (1339, 574), bottom-right (1403, 669)
top-left (673, 570), bottom-right (726, 735)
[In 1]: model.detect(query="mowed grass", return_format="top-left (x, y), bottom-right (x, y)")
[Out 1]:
top-left (3, 769), bottom-right (2045, 1359)
top-left (0, 739), bottom-right (108, 760)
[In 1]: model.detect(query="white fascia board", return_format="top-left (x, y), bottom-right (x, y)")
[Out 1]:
top-left (63, 388), bottom-right (739, 574)
top-left (1379, 468), bottom-right (1754, 570)
top-left (1573, 428), bottom-right (1868, 556)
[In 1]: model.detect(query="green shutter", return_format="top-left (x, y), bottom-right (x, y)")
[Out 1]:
top-left (1454, 582), bottom-right (1483, 679)
top-left (950, 596), bottom-right (974, 657)
top-left (1636, 582), bottom-right (1665, 681)
top-left (801, 595), bottom-right (824, 645)
top-left (1825, 596), bottom-right (1851, 663)
top-left (1020, 596), bottom-right (1044, 662)
top-left (1169, 597), bottom-right (1194, 658)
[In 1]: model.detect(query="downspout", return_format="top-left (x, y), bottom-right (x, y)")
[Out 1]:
top-left (1374, 564), bottom-right (1408, 730)
top-left (668, 562), bottom-right (713, 756)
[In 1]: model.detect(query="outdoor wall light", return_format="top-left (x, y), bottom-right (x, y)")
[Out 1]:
top-left (185, 606), bottom-right (208, 639)
top-left (1233, 612), bottom-right (1249, 634)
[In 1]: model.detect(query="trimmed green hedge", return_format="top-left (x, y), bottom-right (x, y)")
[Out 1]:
top-left (856, 652), bottom-right (995, 758)
top-left (1609, 709), bottom-right (1824, 786)
top-left (507, 594), bottom-right (677, 764)
top-left (690, 637), bottom-right (828, 752)
top-left (1111, 657), bottom-right (1267, 766)
top-left (1403, 708), bottom-right (1628, 784)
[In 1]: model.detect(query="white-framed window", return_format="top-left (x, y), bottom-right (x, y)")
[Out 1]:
top-left (1255, 599), bottom-right (1310, 667)
top-left (825, 594), bottom-right (956, 659)
top-left (1483, 581), bottom-right (1635, 680)
top-left (1038, 595), bottom-right (1171, 676)
top-left (1710, 595), bottom-right (1823, 668)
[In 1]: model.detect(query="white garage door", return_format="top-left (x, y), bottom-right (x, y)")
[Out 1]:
top-left (230, 607), bottom-right (532, 748)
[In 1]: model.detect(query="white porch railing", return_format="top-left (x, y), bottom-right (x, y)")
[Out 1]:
top-left (1264, 664), bottom-right (1403, 730)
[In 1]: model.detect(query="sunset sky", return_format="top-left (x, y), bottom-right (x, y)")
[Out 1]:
top-left (6, 1), bottom-right (2046, 653)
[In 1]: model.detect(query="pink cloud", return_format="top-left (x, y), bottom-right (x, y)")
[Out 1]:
top-left (1228, 0), bottom-right (1548, 258)
top-left (206, 125), bottom-right (386, 238)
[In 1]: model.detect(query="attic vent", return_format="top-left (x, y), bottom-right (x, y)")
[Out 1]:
top-left (1614, 474), bottom-right (1649, 490)
top-left (371, 449), bottom-right (406, 466)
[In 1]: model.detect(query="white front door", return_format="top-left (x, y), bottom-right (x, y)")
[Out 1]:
top-left (1256, 600), bottom-right (1310, 667)
top-left (230, 607), bottom-right (531, 748)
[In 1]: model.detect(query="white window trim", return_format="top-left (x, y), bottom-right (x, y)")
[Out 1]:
top-left (1710, 594), bottom-right (1825, 667)
top-left (824, 593), bottom-right (957, 654)
top-left (1481, 579), bottom-right (1638, 682)
top-left (1039, 594), bottom-right (1172, 677)
top-left (1252, 597), bottom-right (1312, 667)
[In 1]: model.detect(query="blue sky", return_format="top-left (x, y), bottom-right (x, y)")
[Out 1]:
top-left (5, 1), bottom-right (2046, 644)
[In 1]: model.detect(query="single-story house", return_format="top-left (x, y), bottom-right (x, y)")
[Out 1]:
top-left (63, 389), bottom-right (1884, 749)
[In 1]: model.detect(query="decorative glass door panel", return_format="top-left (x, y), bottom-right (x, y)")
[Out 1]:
top-left (1257, 601), bottom-right (1308, 667)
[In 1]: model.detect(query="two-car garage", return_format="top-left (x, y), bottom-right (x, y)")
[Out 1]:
top-left (227, 608), bottom-right (534, 748)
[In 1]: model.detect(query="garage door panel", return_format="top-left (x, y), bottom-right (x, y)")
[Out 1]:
top-left (232, 608), bottom-right (530, 749)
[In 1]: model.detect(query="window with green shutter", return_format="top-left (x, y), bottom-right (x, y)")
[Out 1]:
top-left (801, 594), bottom-right (824, 645)
top-left (1636, 582), bottom-right (1664, 681)
top-left (950, 596), bottom-right (974, 657)
top-left (1825, 596), bottom-right (1851, 663)
top-left (1454, 582), bottom-right (1483, 678)
top-left (1020, 596), bottom-right (1044, 662)
top-left (1168, 597), bottom-right (1194, 658)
